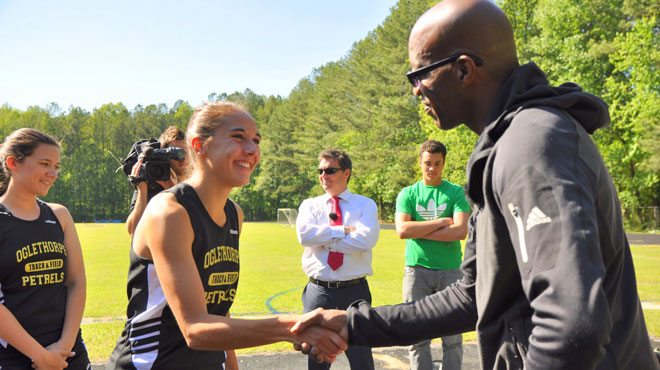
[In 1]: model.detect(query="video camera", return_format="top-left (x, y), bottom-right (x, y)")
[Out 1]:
top-left (121, 138), bottom-right (186, 184)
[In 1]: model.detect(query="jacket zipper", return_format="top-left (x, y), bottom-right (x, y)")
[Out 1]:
top-left (507, 203), bottom-right (528, 263)
top-left (508, 324), bottom-right (527, 368)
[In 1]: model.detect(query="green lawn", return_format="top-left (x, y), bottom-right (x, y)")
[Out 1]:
top-left (631, 245), bottom-right (660, 301)
top-left (78, 222), bottom-right (660, 362)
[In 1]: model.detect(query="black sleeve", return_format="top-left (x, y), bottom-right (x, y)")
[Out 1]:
top-left (347, 215), bottom-right (478, 347)
top-left (493, 109), bottom-right (613, 369)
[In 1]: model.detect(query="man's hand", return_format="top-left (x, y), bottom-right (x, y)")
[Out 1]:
top-left (291, 325), bottom-right (347, 363)
top-left (343, 225), bottom-right (356, 235)
top-left (291, 308), bottom-right (349, 363)
top-left (130, 158), bottom-right (148, 192)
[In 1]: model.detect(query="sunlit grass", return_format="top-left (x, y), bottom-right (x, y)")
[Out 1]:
top-left (81, 320), bottom-right (125, 363)
top-left (78, 223), bottom-right (131, 319)
top-left (78, 222), bottom-right (659, 362)
top-left (631, 245), bottom-right (660, 301)
top-left (643, 310), bottom-right (660, 340)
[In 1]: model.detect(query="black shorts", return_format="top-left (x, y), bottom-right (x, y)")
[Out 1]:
top-left (67, 339), bottom-right (91, 370)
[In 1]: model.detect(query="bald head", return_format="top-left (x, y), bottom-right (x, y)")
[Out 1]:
top-left (409, 0), bottom-right (518, 81)
top-left (407, 0), bottom-right (519, 134)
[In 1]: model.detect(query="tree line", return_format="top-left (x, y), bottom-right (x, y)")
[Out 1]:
top-left (1, 0), bottom-right (658, 228)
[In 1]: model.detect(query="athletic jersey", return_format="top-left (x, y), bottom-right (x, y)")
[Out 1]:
top-left (0, 200), bottom-right (84, 366)
top-left (107, 183), bottom-right (240, 370)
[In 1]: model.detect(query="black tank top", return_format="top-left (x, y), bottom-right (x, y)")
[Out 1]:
top-left (0, 200), bottom-right (82, 366)
top-left (106, 183), bottom-right (240, 370)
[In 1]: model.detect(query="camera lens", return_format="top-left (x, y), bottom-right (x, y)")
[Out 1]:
top-left (148, 165), bottom-right (166, 179)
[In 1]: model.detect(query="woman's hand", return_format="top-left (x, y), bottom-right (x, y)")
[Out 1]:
top-left (44, 340), bottom-right (71, 353)
top-left (31, 344), bottom-right (73, 370)
top-left (290, 323), bottom-right (347, 363)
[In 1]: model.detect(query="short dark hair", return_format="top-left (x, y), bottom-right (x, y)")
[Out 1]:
top-left (318, 149), bottom-right (352, 182)
top-left (419, 140), bottom-right (446, 159)
top-left (159, 126), bottom-right (186, 148)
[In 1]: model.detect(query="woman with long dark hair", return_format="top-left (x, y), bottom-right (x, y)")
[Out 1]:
top-left (0, 128), bottom-right (90, 370)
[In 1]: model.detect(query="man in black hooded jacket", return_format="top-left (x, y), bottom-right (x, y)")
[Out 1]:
top-left (292, 0), bottom-right (659, 369)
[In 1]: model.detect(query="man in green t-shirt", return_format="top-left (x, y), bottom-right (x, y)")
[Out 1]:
top-left (395, 140), bottom-right (470, 370)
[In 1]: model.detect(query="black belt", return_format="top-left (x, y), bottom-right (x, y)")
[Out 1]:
top-left (309, 277), bottom-right (366, 289)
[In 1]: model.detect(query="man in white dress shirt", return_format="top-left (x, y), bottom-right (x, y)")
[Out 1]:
top-left (296, 149), bottom-right (380, 370)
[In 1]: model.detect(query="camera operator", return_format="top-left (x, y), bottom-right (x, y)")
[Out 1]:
top-left (126, 126), bottom-right (188, 237)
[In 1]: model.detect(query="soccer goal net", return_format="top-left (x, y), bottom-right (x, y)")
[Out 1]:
top-left (277, 208), bottom-right (298, 227)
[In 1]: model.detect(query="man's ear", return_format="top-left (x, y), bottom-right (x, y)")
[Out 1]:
top-left (456, 56), bottom-right (477, 84)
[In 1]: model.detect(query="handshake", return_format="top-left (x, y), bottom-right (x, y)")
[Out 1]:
top-left (288, 308), bottom-right (349, 363)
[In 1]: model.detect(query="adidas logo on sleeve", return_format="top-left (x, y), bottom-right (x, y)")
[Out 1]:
top-left (525, 207), bottom-right (552, 231)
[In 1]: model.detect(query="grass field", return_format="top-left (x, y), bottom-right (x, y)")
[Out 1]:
top-left (76, 222), bottom-right (660, 362)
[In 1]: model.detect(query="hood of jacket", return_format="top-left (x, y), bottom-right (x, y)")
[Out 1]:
top-left (465, 62), bottom-right (610, 206)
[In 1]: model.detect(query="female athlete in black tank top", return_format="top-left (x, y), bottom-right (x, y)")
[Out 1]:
top-left (106, 102), bottom-right (346, 370)
top-left (0, 128), bottom-right (90, 370)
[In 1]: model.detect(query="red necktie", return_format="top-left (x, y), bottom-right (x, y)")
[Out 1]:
top-left (328, 196), bottom-right (344, 270)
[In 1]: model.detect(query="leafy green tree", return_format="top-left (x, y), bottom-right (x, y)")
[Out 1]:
top-left (498, 0), bottom-right (540, 63)
top-left (500, 0), bottom-right (659, 228)
top-left (601, 15), bottom-right (660, 226)
top-left (252, 79), bottom-right (318, 216)
top-left (278, 0), bottom-right (430, 220)
top-left (1, 0), bottom-right (657, 228)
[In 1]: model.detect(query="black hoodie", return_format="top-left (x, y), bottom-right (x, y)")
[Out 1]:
top-left (347, 63), bottom-right (659, 369)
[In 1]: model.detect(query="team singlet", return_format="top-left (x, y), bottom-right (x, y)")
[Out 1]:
top-left (0, 200), bottom-right (83, 366)
top-left (106, 183), bottom-right (240, 370)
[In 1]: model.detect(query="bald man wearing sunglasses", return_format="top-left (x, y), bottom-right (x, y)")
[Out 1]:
top-left (292, 0), bottom-right (659, 369)
top-left (295, 149), bottom-right (379, 370)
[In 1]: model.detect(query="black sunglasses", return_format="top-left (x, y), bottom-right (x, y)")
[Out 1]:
top-left (318, 167), bottom-right (343, 175)
top-left (406, 54), bottom-right (484, 87)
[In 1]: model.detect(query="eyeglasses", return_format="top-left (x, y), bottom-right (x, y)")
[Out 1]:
top-left (406, 54), bottom-right (484, 87)
top-left (318, 167), bottom-right (343, 175)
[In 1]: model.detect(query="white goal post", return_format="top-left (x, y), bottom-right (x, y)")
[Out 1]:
top-left (277, 208), bottom-right (298, 227)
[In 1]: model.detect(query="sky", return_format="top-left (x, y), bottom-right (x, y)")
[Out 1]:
top-left (0, 0), bottom-right (399, 112)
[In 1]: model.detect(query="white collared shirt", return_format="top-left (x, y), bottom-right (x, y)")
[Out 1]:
top-left (296, 188), bottom-right (380, 281)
